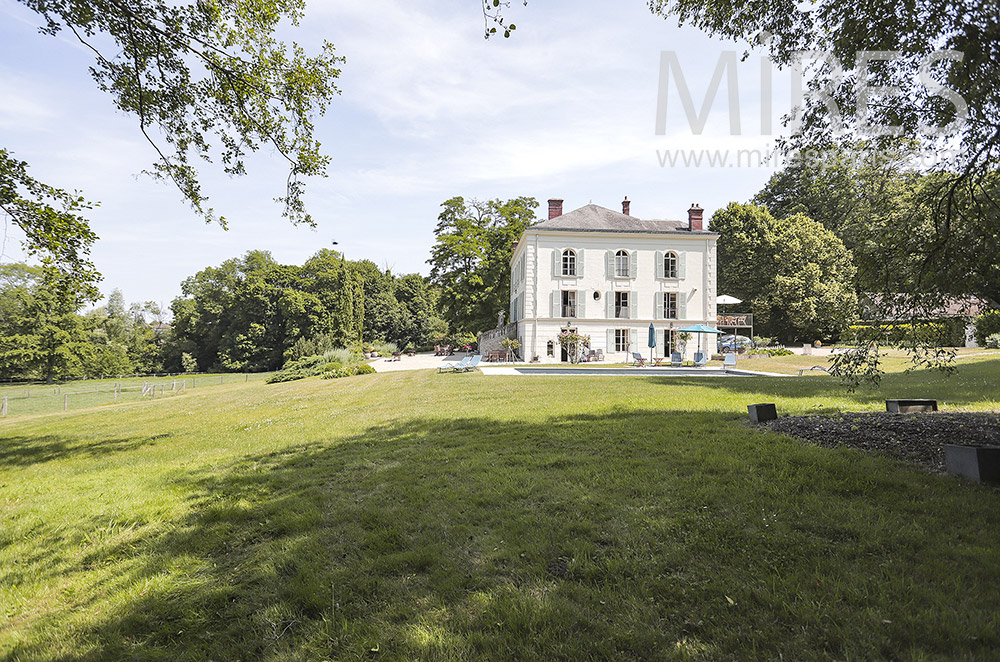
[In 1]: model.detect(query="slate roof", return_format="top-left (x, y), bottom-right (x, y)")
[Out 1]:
top-left (527, 203), bottom-right (711, 234)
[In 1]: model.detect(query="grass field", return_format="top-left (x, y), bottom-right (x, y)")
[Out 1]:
top-left (0, 373), bottom-right (271, 418)
top-left (2, 357), bottom-right (999, 660)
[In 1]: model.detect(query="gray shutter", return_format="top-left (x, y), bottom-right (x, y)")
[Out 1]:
top-left (552, 250), bottom-right (559, 278)
top-left (629, 298), bottom-right (638, 320)
top-left (657, 329), bottom-right (665, 354)
top-left (606, 291), bottom-right (613, 318)
top-left (606, 328), bottom-right (615, 353)
top-left (521, 257), bottom-right (526, 282)
top-left (655, 251), bottom-right (664, 279)
top-left (678, 252), bottom-right (687, 280)
top-left (630, 328), bottom-right (638, 350)
top-left (630, 251), bottom-right (638, 279)
top-left (577, 249), bottom-right (584, 278)
top-left (678, 292), bottom-right (688, 320)
top-left (654, 292), bottom-right (664, 320)
top-left (606, 251), bottom-right (614, 279)
top-left (577, 290), bottom-right (586, 318)
top-left (551, 291), bottom-right (559, 318)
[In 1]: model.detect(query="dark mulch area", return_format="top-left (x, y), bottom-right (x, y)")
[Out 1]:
top-left (764, 412), bottom-right (1000, 474)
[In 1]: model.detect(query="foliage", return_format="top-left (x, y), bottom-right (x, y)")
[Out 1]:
top-left (265, 354), bottom-right (334, 384)
top-left (751, 335), bottom-right (778, 348)
top-left (0, 264), bottom-right (100, 382)
top-left (973, 310), bottom-right (1000, 346)
top-left (756, 347), bottom-right (794, 357)
top-left (321, 363), bottom-right (376, 379)
top-left (13, 0), bottom-right (342, 228)
top-left (323, 348), bottom-right (360, 365)
top-left (373, 342), bottom-right (399, 356)
top-left (713, 204), bottom-right (857, 343)
top-left (181, 352), bottom-right (198, 374)
top-left (168, 250), bottom-right (439, 372)
top-left (499, 337), bottom-right (521, 352)
top-left (428, 196), bottom-right (537, 334)
top-left (985, 334), bottom-right (1000, 350)
top-left (848, 322), bottom-right (964, 347)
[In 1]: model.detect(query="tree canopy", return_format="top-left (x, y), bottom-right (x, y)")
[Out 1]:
top-left (428, 196), bottom-right (537, 335)
top-left (2, 0), bottom-right (342, 289)
top-left (712, 203), bottom-right (857, 343)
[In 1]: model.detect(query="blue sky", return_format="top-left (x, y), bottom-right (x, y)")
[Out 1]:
top-left (0, 0), bottom-right (797, 311)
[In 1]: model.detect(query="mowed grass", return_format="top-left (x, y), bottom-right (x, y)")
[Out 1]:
top-left (2, 360), bottom-right (999, 660)
top-left (0, 373), bottom-right (271, 418)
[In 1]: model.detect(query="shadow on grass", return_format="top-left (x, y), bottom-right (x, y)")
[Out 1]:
top-left (0, 434), bottom-right (165, 468)
top-left (9, 410), bottom-right (1000, 661)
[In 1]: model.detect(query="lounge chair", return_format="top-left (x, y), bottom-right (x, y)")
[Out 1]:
top-left (631, 352), bottom-right (647, 367)
top-left (694, 351), bottom-right (707, 366)
top-left (670, 352), bottom-right (682, 367)
top-left (438, 356), bottom-right (471, 373)
top-left (723, 354), bottom-right (736, 367)
top-left (459, 355), bottom-right (482, 372)
top-left (595, 349), bottom-right (604, 361)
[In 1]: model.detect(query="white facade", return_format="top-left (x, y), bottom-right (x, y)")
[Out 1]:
top-left (509, 201), bottom-right (718, 363)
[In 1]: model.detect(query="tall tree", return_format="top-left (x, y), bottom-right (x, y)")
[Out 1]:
top-left (428, 196), bottom-right (537, 334)
top-left (647, 0), bottom-right (999, 379)
top-left (713, 203), bottom-right (857, 343)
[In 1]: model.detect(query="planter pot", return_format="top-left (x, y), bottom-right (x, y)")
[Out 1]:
top-left (886, 399), bottom-right (938, 413)
top-left (944, 445), bottom-right (1000, 482)
top-left (747, 403), bottom-right (777, 423)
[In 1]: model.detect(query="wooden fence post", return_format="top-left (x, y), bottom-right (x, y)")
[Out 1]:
top-left (63, 395), bottom-right (68, 411)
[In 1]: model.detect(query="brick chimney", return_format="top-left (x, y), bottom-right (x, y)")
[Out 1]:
top-left (622, 196), bottom-right (630, 215)
top-left (548, 198), bottom-right (563, 220)
top-left (687, 203), bottom-right (704, 231)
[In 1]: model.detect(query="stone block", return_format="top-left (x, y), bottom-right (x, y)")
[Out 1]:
top-left (944, 445), bottom-right (1000, 482)
top-left (748, 403), bottom-right (777, 423)
top-left (886, 399), bottom-right (938, 413)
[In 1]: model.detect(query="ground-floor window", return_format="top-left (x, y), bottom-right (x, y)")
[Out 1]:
top-left (614, 328), bottom-right (630, 352)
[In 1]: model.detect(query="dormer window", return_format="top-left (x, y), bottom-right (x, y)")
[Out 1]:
top-left (664, 251), bottom-right (678, 278)
top-left (615, 250), bottom-right (629, 278)
top-left (561, 249), bottom-right (577, 277)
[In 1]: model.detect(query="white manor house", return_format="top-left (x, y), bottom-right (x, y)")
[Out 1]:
top-left (505, 197), bottom-right (718, 363)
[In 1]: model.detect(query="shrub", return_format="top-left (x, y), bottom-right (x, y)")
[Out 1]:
top-left (323, 348), bottom-right (360, 365)
top-left (974, 310), bottom-right (1000, 346)
top-left (321, 363), bottom-right (376, 379)
top-left (985, 333), bottom-right (1000, 349)
top-left (847, 322), bottom-right (963, 346)
top-left (266, 354), bottom-right (332, 383)
top-left (760, 347), bottom-right (793, 357)
top-left (373, 342), bottom-right (399, 356)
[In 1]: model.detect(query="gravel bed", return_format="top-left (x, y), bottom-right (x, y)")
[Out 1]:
top-left (763, 411), bottom-right (1000, 474)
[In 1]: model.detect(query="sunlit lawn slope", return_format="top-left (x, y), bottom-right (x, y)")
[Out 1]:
top-left (2, 360), bottom-right (999, 660)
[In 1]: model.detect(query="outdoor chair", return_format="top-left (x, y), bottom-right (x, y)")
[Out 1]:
top-left (670, 352), bottom-right (682, 367)
top-left (595, 349), bottom-right (604, 361)
top-left (459, 355), bottom-right (482, 372)
top-left (631, 352), bottom-right (647, 367)
top-left (694, 351), bottom-right (707, 366)
top-left (723, 354), bottom-right (736, 367)
top-left (434, 345), bottom-right (442, 356)
top-left (438, 356), bottom-right (471, 373)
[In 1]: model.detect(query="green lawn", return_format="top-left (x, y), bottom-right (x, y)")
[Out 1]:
top-left (2, 360), bottom-right (999, 660)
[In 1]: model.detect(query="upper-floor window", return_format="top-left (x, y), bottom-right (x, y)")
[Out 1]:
top-left (615, 291), bottom-right (629, 319)
top-left (664, 292), bottom-right (677, 319)
top-left (561, 290), bottom-right (577, 318)
top-left (562, 249), bottom-right (577, 277)
top-left (663, 251), bottom-right (678, 279)
top-left (615, 250), bottom-right (629, 278)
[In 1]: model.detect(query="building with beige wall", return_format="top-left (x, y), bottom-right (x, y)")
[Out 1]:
top-left (509, 197), bottom-right (718, 363)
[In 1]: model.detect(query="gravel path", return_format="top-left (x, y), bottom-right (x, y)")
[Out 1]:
top-left (764, 411), bottom-right (1000, 474)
